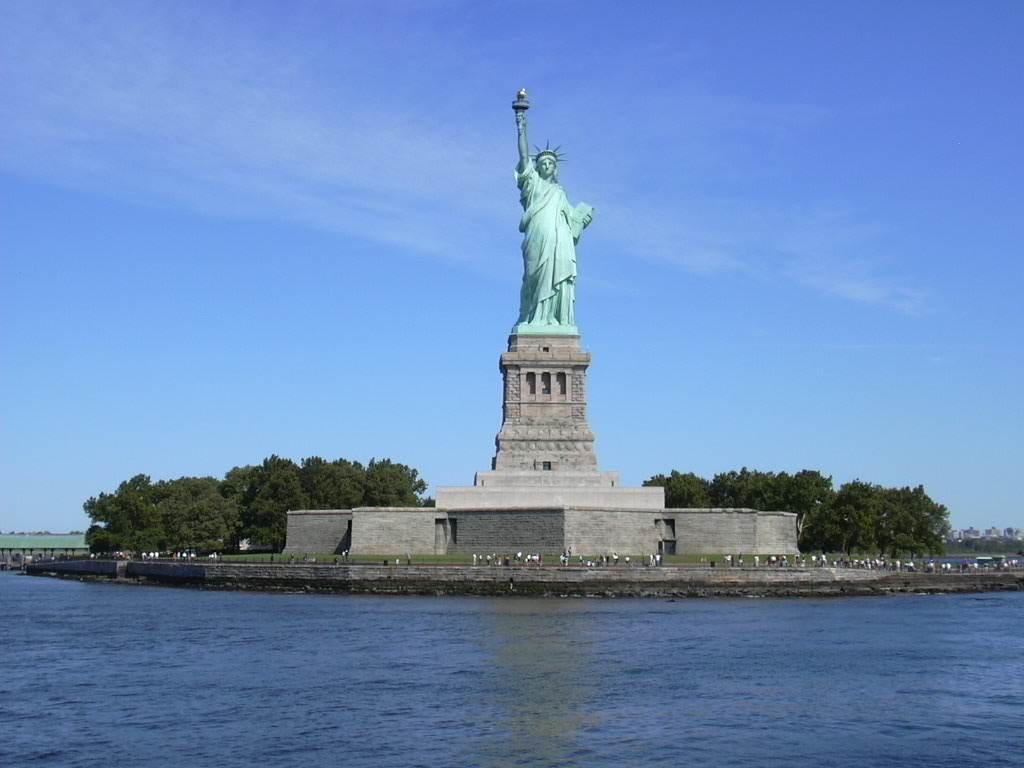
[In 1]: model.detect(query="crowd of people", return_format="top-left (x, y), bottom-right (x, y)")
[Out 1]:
top-left (88, 550), bottom-right (221, 560)
top-left (471, 550), bottom-right (669, 567)
top-left (464, 551), bottom-right (1024, 572)
top-left (35, 549), bottom-right (1024, 572)
top-left (472, 552), bottom-right (546, 567)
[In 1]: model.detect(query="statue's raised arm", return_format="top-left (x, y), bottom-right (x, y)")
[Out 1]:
top-left (515, 94), bottom-right (531, 174)
top-left (511, 90), bottom-right (594, 335)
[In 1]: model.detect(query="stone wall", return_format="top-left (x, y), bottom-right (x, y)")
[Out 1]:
top-left (451, 508), bottom-right (565, 553)
top-left (350, 507), bottom-right (439, 555)
top-left (668, 509), bottom-right (799, 555)
top-left (283, 510), bottom-right (351, 555)
top-left (26, 559), bottom-right (1024, 598)
top-left (437, 485), bottom-right (664, 510)
top-left (753, 511), bottom-right (801, 554)
top-left (472, 469), bottom-right (622, 487)
top-left (281, 504), bottom-right (799, 556)
top-left (565, 508), bottom-right (661, 554)
top-left (24, 559), bottom-right (121, 577)
top-left (129, 561), bottom-right (210, 582)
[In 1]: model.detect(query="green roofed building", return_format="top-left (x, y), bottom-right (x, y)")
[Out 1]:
top-left (0, 534), bottom-right (88, 557)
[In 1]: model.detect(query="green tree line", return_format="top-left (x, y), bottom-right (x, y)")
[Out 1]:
top-left (644, 468), bottom-right (950, 557)
top-left (85, 458), bottom-right (949, 557)
top-left (949, 537), bottom-right (1024, 554)
top-left (85, 456), bottom-right (427, 554)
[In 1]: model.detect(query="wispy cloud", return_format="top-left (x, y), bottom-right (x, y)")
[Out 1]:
top-left (557, 77), bottom-right (930, 313)
top-left (1, 1), bottom-right (929, 311)
top-left (1, 3), bottom-right (512, 263)
top-left (598, 197), bottom-right (929, 314)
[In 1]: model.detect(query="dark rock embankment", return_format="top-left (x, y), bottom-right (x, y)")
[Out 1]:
top-left (24, 560), bottom-right (1024, 598)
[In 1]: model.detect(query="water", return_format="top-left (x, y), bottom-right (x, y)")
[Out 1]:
top-left (1, 571), bottom-right (1021, 767)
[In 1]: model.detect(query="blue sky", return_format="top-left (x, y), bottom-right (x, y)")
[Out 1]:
top-left (2, 1), bottom-right (1021, 534)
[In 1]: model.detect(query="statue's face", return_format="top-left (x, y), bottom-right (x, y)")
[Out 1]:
top-left (537, 155), bottom-right (557, 179)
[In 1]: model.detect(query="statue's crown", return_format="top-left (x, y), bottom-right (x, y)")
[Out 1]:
top-left (533, 142), bottom-right (566, 162)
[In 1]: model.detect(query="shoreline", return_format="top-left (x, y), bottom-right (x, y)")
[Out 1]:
top-left (23, 559), bottom-right (1024, 598)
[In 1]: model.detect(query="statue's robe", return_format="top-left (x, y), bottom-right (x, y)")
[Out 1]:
top-left (516, 162), bottom-right (589, 327)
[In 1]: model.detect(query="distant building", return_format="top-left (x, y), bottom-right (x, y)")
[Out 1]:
top-left (949, 527), bottom-right (1023, 542)
top-left (0, 533), bottom-right (87, 558)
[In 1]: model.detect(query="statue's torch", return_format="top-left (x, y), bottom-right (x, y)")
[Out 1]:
top-left (512, 88), bottom-right (530, 113)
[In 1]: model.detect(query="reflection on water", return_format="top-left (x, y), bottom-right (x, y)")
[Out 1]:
top-left (475, 600), bottom-right (602, 766)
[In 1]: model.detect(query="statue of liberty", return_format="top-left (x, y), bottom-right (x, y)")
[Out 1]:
top-left (512, 90), bottom-right (594, 334)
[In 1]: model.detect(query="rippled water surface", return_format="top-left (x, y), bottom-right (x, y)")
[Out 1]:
top-left (1, 571), bottom-right (1021, 767)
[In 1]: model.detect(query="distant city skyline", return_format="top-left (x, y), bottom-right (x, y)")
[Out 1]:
top-left (951, 527), bottom-right (1024, 539)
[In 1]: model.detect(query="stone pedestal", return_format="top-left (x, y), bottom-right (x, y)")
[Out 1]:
top-left (491, 334), bottom-right (597, 472)
top-left (435, 332), bottom-right (666, 511)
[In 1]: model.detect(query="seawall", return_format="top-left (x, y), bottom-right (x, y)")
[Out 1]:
top-left (24, 559), bottom-right (1024, 598)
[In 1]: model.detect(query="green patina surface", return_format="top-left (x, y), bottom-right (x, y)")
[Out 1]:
top-left (513, 91), bottom-right (593, 335)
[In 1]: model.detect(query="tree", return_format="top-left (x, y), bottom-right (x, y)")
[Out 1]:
top-left (644, 471), bottom-right (711, 507)
top-left (708, 468), bottom-right (783, 510)
top-left (82, 453), bottom-right (431, 554)
top-left (300, 456), bottom-right (365, 509)
top-left (779, 470), bottom-right (835, 548)
top-left (84, 474), bottom-right (165, 552)
top-left (237, 456), bottom-right (308, 551)
top-left (159, 476), bottom-right (240, 552)
top-left (363, 458), bottom-right (427, 507)
top-left (220, 464), bottom-right (255, 504)
top-left (876, 485), bottom-right (949, 557)
top-left (913, 487), bottom-right (950, 555)
top-left (796, 480), bottom-right (951, 556)
top-left (640, 465), bottom-right (949, 557)
top-left (818, 480), bottom-right (880, 554)
top-left (85, 524), bottom-right (121, 554)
